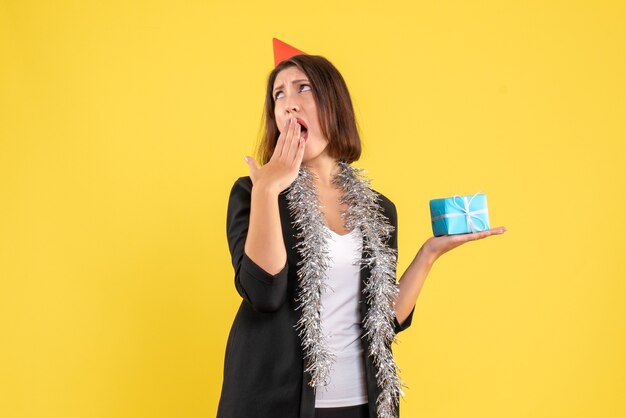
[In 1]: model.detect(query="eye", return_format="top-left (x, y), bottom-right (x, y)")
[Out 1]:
top-left (273, 84), bottom-right (312, 100)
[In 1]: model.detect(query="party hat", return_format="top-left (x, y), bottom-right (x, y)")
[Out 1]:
top-left (273, 38), bottom-right (307, 67)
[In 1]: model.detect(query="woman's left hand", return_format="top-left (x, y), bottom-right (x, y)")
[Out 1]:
top-left (422, 226), bottom-right (507, 262)
top-left (394, 226), bottom-right (507, 324)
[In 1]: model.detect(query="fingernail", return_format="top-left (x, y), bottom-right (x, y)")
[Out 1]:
top-left (244, 156), bottom-right (248, 163)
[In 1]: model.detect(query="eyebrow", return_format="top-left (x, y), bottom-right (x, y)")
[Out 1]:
top-left (272, 79), bottom-right (310, 94)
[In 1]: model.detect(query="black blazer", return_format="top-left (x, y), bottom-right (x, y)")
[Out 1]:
top-left (217, 176), bottom-right (415, 418)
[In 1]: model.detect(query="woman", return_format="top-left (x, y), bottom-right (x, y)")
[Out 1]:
top-left (217, 54), bottom-right (506, 418)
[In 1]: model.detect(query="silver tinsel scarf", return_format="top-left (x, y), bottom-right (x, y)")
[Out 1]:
top-left (285, 161), bottom-right (404, 418)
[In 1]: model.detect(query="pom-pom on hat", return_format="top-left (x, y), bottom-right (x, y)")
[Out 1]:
top-left (273, 38), bottom-right (307, 67)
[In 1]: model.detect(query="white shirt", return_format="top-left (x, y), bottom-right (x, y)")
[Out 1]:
top-left (314, 225), bottom-right (368, 407)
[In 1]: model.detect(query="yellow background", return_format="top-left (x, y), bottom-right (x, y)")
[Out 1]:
top-left (1, 1), bottom-right (625, 417)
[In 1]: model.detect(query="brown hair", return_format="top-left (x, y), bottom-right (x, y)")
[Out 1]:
top-left (257, 55), bottom-right (362, 165)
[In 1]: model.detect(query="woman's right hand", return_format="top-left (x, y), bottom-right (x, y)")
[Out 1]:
top-left (244, 116), bottom-right (306, 194)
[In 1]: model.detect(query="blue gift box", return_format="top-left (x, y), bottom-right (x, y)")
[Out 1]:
top-left (429, 193), bottom-right (490, 236)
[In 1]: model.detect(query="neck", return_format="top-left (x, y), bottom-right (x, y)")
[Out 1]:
top-left (302, 155), bottom-right (342, 187)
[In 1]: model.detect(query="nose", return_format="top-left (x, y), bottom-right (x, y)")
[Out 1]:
top-left (283, 94), bottom-right (301, 114)
top-left (285, 103), bottom-right (300, 116)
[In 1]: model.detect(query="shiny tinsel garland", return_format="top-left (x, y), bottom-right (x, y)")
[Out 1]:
top-left (285, 161), bottom-right (404, 418)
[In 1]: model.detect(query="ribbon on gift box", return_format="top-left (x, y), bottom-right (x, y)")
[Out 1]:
top-left (431, 193), bottom-right (489, 233)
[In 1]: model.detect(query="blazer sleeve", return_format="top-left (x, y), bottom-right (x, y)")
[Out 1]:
top-left (226, 177), bottom-right (289, 313)
top-left (385, 198), bottom-right (416, 334)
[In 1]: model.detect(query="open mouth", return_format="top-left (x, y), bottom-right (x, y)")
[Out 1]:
top-left (296, 118), bottom-right (308, 140)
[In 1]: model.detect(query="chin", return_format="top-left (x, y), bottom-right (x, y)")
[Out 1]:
top-left (302, 147), bottom-right (324, 162)
top-left (302, 138), bottom-right (329, 162)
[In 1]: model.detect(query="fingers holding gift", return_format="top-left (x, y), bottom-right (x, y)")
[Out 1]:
top-left (465, 226), bottom-right (507, 241)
